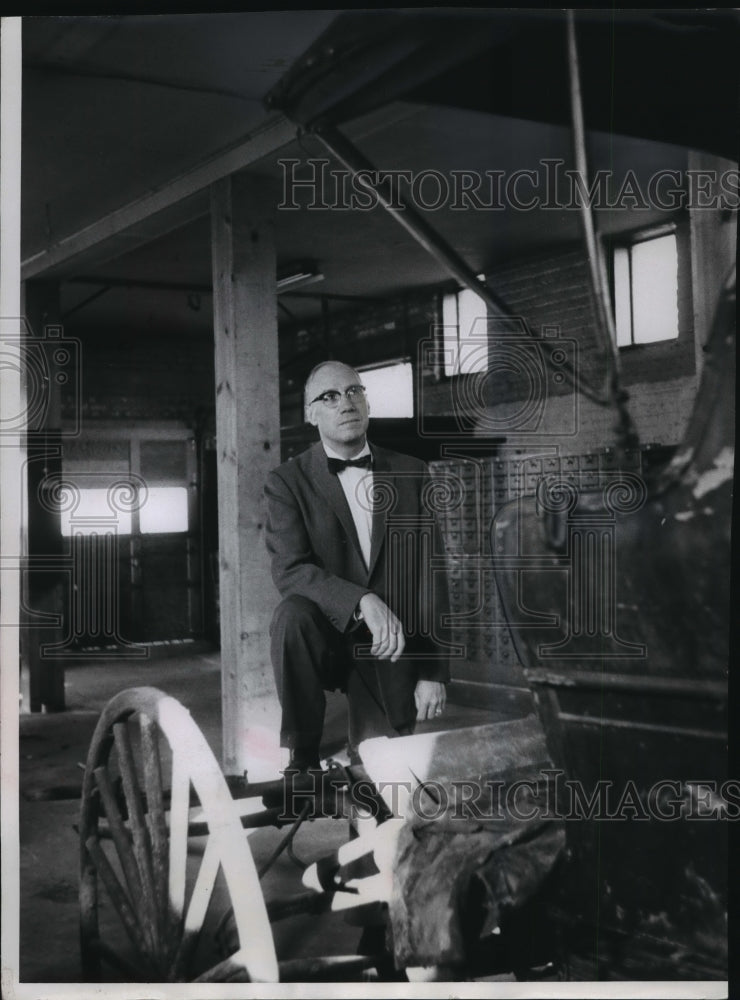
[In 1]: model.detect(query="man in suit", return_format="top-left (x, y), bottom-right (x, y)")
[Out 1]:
top-left (264, 360), bottom-right (449, 771)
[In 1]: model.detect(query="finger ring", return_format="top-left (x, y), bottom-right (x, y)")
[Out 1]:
top-left (435, 708), bottom-right (442, 716)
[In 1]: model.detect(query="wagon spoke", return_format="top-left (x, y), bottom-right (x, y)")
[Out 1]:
top-left (84, 835), bottom-right (152, 965)
top-left (112, 722), bottom-right (161, 958)
top-left (169, 836), bottom-right (221, 980)
top-left (140, 713), bottom-right (170, 938)
top-left (167, 747), bottom-right (191, 935)
top-left (93, 766), bottom-right (144, 911)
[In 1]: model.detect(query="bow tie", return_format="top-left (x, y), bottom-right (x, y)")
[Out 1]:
top-left (327, 454), bottom-right (373, 474)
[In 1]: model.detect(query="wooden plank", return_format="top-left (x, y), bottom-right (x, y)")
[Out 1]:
top-left (21, 115), bottom-right (296, 280)
top-left (359, 717), bottom-right (558, 819)
top-left (557, 712), bottom-right (727, 742)
top-left (210, 174), bottom-right (282, 775)
top-left (362, 716), bottom-right (554, 787)
top-left (524, 667), bottom-right (727, 699)
top-left (446, 679), bottom-right (534, 717)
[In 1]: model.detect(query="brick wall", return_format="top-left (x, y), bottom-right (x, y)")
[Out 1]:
top-left (421, 225), bottom-right (697, 453)
top-left (468, 374), bottom-right (697, 454)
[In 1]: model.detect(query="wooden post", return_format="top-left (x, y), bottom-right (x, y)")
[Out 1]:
top-left (210, 175), bottom-right (281, 776)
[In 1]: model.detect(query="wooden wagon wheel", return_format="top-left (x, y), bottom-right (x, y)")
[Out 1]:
top-left (79, 686), bottom-right (278, 983)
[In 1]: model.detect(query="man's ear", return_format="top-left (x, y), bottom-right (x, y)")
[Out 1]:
top-left (306, 402), bottom-right (318, 427)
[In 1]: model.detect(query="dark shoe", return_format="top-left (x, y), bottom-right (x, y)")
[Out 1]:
top-left (261, 765), bottom-right (352, 818)
top-left (260, 750), bottom-right (323, 811)
top-left (286, 746), bottom-right (321, 772)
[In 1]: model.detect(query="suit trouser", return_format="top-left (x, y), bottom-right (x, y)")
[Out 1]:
top-left (270, 594), bottom-right (417, 756)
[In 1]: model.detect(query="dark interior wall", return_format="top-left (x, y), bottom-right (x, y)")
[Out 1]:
top-left (62, 330), bottom-right (215, 427)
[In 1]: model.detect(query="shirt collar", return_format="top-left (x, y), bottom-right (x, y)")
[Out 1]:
top-left (322, 440), bottom-right (371, 462)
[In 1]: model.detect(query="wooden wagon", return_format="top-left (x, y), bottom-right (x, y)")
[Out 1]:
top-left (78, 685), bottom-right (567, 982)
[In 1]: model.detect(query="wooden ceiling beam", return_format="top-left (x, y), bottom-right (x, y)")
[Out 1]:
top-left (21, 114), bottom-right (295, 281)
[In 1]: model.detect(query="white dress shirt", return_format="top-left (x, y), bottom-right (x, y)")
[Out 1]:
top-left (323, 441), bottom-right (374, 570)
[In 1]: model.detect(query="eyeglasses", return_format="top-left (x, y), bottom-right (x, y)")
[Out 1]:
top-left (309, 384), bottom-right (367, 408)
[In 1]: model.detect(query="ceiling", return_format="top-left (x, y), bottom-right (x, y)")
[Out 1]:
top-left (19, 10), bottom-right (739, 337)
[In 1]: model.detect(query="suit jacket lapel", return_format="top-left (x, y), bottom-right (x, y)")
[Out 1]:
top-left (310, 443), bottom-right (365, 565)
top-left (367, 446), bottom-right (391, 580)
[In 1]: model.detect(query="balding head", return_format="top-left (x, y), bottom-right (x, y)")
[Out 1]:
top-left (304, 361), bottom-right (361, 410)
top-left (304, 360), bottom-right (369, 457)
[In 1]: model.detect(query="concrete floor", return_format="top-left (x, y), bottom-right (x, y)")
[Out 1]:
top-left (18, 644), bottom-right (502, 984)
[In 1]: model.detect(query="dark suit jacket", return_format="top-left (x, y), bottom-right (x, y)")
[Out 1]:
top-left (264, 440), bottom-right (450, 686)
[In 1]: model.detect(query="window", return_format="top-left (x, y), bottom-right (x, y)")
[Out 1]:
top-left (139, 487), bottom-right (189, 534)
top-left (612, 230), bottom-right (679, 347)
top-left (60, 431), bottom-right (193, 537)
top-left (61, 486), bottom-right (189, 536)
top-left (441, 284), bottom-right (489, 376)
top-left (357, 360), bottom-right (414, 418)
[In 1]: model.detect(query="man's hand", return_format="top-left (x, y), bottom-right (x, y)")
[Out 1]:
top-left (414, 679), bottom-right (447, 721)
top-left (359, 593), bottom-right (405, 662)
